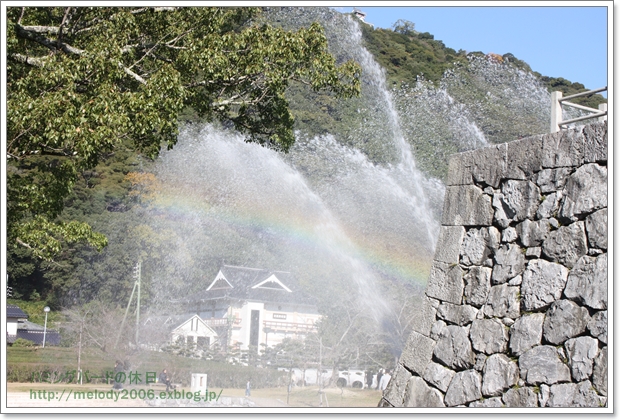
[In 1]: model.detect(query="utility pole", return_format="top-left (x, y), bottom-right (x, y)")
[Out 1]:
top-left (135, 261), bottom-right (141, 345)
top-left (115, 261), bottom-right (142, 348)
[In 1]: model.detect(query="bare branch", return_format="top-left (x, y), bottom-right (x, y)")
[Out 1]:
top-left (10, 53), bottom-right (49, 67)
top-left (16, 24), bottom-right (85, 55)
top-left (18, 25), bottom-right (60, 35)
top-left (130, 7), bottom-right (179, 15)
top-left (121, 64), bottom-right (147, 84)
top-left (16, 237), bottom-right (33, 249)
top-left (57, 7), bottom-right (71, 44)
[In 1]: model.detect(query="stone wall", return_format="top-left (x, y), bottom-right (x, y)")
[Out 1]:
top-left (380, 121), bottom-right (608, 408)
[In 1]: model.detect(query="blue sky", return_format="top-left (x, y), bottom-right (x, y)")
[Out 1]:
top-left (334, 4), bottom-right (610, 93)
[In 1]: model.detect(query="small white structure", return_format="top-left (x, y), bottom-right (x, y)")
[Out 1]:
top-left (171, 314), bottom-right (218, 348)
top-left (352, 8), bottom-right (373, 27)
top-left (7, 304), bottom-right (28, 342)
top-left (141, 314), bottom-right (219, 354)
top-left (191, 373), bottom-right (208, 393)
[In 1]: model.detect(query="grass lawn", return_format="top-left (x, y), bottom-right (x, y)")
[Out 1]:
top-left (7, 346), bottom-right (382, 407)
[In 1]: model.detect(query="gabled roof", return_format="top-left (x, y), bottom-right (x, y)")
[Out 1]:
top-left (7, 304), bottom-right (29, 319)
top-left (177, 265), bottom-right (316, 307)
top-left (9, 318), bottom-right (61, 346)
top-left (171, 314), bottom-right (217, 336)
top-left (143, 315), bottom-right (190, 329)
top-left (18, 320), bottom-right (46, 331)
top-left (251, 274), bottom-right (292, 292)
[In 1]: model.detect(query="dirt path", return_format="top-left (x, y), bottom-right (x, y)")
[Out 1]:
top-left (6, 391), bottom-right (288, 409)
top-left (7, 391), bottom-right (149, 408)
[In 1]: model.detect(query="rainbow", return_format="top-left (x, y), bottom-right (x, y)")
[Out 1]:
top-left (144, 185), bottom-right (434, 289)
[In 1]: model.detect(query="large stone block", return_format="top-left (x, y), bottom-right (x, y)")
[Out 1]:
top-left (509, 313), bottom-right (545, 356)
top-left (433, 325), bottom-right (475, 370)
top-left (400, 331), bottom-right (436, 376)
top-left (534, 168), bottom-right (573, 194)
top-left (463, 266), bottom-right (492, 308)
top-left (403, 375), bottom-right (446, 407)
top-left (442, 185), bottom-right (494, 226)
top-left (481, 354), bottom-right (518, 397)
top-left (542, 127), bottom-right (584, 168)
top-left (492, 243), bottom-right (526, 284)
top-left (423, 362), bottom-right (456, 393)
top-left (444, 370), bottom-right (482, 407)
top-left (521, 259), bottom-right (569, 311)
top-left (437, 302), bottom-right (478, 326)
top-left (517, 219), bottom-right (551, 247)
top-left (461, 227), bottom-right (500, 266)
top-left (382, 363), bottom-right (412, 407)
top-left (541, 221), bottom-right (588, 269)
top-left (409, 296), bottom-right (438, 337)
top-left (583, 121), bottom-right (607, 163)
top-left (586, 208), bottom-right (608, 250)
top-left (498, 180), bottom-right (542, 222)
top-left (470, 318), bottom-right (508, 355)
top-left (542, 300), bottom-right (590, 345)
top-left (564, 336), bottom-right (599, 382)
top-left (505, 134), bottom-right (543, 180)
top-left (547, 381), bottom-right (604, 407)
top-left (588, 310), bottom-right (608, 344)
top-left (482, 283), bottom-right (520, 319)
top-left (564, 253), bottom-right (608, 310)
top-left (446, 151), bottom-right (474, 186)
top-left (434, 225), bottom-right (466, 264)
top-left (503, 387), bottom-right (539, 407)
top-left (446, 145), bottom-right (506, 188)
top-left (519, 345), bottom-right (571, 385)
top-left (470, 144), bottom-right (507, 188)
top-left (559, 163), bottom-right (607, 222)
top-left (592, 346), bottom-right (607, 396)
top-left (426, 261), bottom-right (464, 305)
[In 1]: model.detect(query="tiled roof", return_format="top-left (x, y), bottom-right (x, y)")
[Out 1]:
top-left (16, 329), bottom-right (61, 346)
top-left (175, 265), bottom-right (316, 307)
top-left (7, 304), bottom-right (29, 319)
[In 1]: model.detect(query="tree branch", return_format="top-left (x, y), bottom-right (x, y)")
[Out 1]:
top-left (16, 24), bottom-right (84, 55)
top-left (18, 25), bottom-right (60, 35)
top-left (10, 53), bottom-right (49, 67)
top-left (130, 7), bottom-right (179, 15)
top-left (16, 23), bottom-right (147, 85)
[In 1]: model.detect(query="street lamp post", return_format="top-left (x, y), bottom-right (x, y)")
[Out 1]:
top-left (43, 306), bottom-right (50, 348)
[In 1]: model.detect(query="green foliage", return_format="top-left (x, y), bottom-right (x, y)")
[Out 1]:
top-left (360, 22), bottom-right (468, 88)
top-left (7, 6), bottom-right (361, 261)
top-left (7, 346), bottom-right (287, 388)
top-left (12, 338), bottom-right (37, 348)
top-left (392, 19), bottom-right (416, 36)
top-left (7, 298), bottom-right (64, 326)
top-left (539, 75), bottom-right (607, 108)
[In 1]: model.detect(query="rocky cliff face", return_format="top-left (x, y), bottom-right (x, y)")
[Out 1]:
top-left (380, 121), bottom-right (608, 408)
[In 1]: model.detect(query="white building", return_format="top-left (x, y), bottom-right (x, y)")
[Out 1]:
top-left (7, 304), bottom-right (28, 342)
top-left (170, 314), bottom-right (218, 348)
top-left (173, 265), bottom-right (320, 354)
top-left (141, 314), bottom-right (218, 352)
